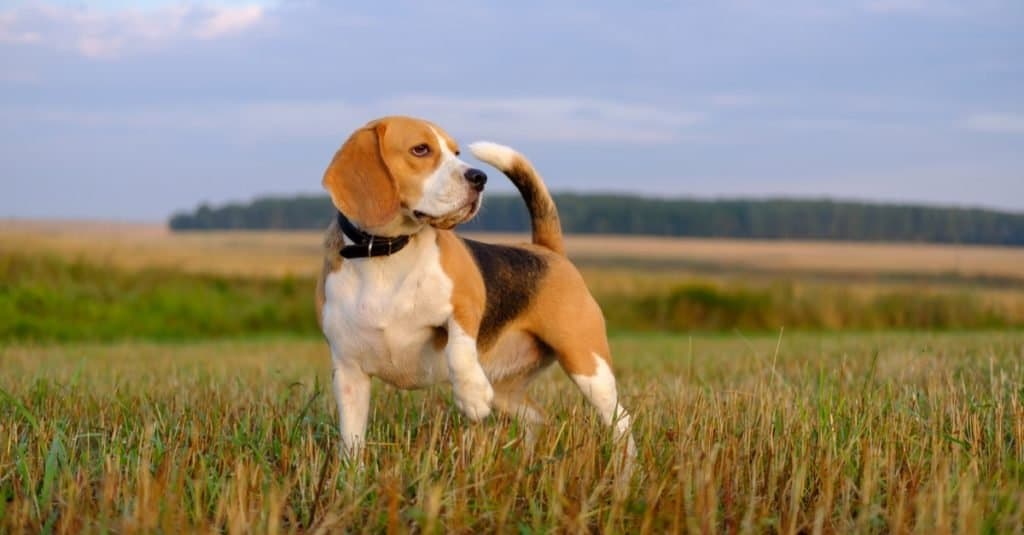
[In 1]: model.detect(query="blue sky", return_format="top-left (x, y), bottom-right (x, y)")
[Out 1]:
top-left (2, 0), bottom-right (1022, 220)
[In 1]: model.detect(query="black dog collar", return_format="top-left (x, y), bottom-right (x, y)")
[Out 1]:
top-left (336, 211), bottom-right (411, 259)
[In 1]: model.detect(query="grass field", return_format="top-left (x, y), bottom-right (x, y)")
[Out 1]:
top-left (4, 249), bottom-right (1023, 343)
top-left (4, 222), bottom-right (1024, 341)
top-left (2, 222), bottom-right (1024, 532)
top-left (2, 332), bottom-right (1023, 533)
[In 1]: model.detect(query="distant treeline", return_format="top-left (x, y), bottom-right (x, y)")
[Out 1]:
top-left (169, 194), bottom-right (1024, 245)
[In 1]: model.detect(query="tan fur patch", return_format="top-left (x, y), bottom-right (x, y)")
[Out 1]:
top-left (322, 123), bottom-right (401, 230)
top-left (435, 230), bottom-right (485, 336)
top-left (521, 251), bottom-right (609, 376)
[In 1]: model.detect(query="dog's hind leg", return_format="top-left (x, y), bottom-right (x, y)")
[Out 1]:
top-left (492, 374), bottom-right (546, 449)
top-left (534, 295), bottom-right (637, 461)
top-left (555, 338), bottom-right (638, 501)
top-left (562, 351), bottom-right (636, 459)
top-left (492, 381), bottom-right (545, 424)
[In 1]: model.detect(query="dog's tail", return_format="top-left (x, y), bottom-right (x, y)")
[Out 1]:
top-left (469, 142), bottom-right (565, 255)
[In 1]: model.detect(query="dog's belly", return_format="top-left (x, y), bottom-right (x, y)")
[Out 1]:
top-left (481, 329), bottom-right (553, 384)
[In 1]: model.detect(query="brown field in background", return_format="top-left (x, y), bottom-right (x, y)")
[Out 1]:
top-left (6, 218), bottom-right (1024, 337)
top-left (4, 219), bottom-right (1024, 282)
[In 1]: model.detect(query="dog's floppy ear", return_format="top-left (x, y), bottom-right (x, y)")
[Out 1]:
top-left (322, 121), bottom-right (400, 230)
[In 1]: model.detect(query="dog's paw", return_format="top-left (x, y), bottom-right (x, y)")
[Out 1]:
top-left (452, 370), bottom-right (494, 422)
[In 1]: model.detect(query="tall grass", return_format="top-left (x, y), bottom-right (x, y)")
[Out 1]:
top-left (2, 332), bottom-right (1022, 533)
top-left (603, 281), bottom-right (1022, 332)
top-left (0, 253), bottom-right (312, 341)
top-left (3, 252), bottom-right (1022, 343)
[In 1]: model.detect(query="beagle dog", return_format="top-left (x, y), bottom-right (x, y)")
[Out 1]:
top-left (316, 116), bottom-right (635, 458)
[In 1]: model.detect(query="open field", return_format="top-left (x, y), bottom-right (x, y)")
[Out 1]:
top-left (2, 220), bottom-right (1023, 532)
top-left (4, 220), bottom-right (1024, 282)
top-left (2, 332), bottom-right (1023, 533)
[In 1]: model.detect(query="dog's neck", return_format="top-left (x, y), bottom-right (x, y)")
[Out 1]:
top-left (335, 211), bottom-right (416, 259)
top-left (327, 219), bottom-right (440, 290)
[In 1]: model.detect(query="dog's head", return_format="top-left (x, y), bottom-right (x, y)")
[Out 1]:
top-left (322, 116), bottom-right (486, 235)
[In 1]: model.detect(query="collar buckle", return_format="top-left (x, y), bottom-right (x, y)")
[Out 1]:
top-left (336, 211), bottom-right (411, 259)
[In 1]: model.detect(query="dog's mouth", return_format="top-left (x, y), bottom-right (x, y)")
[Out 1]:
top-left (413, 198), bottom-right (480, 230)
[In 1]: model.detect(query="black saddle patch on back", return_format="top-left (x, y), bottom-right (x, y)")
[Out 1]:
top-left (462, 239), bottom-right (548, 349)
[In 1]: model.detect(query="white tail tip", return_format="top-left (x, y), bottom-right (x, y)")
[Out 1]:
top-left (468, 141), bottom-right (519, 170)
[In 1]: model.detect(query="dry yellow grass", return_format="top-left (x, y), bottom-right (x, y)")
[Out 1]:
top-left (4, 219), bottom-right (1024, 281)
top-left (3, 221), bottom-right (1024, 531)
top-left (2, 332), bottom-right (1022, 533)
top-left (0, 220), bottom-right (320, 278)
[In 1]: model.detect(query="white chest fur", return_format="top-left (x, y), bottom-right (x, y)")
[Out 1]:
top-left (321, 229), bottom-right (454, 388)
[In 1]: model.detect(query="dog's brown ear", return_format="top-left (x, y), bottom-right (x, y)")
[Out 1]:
top-left (322, 122), bottom-right (400, 230)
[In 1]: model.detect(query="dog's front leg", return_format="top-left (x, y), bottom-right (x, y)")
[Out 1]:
top-left (446, 319), bottom-right (493, 421)
top-left (331, 355), bottom-right (371, 458)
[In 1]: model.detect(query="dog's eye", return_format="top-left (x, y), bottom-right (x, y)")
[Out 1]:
top-left (410, 144), bottom-right (431, 157)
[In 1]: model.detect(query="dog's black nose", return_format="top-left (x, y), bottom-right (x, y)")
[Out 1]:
top-left (464, 168), bottom-right (487, 191)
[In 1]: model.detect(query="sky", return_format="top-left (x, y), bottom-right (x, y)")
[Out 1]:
top-left (1, 0), bottom-right (1022, 221)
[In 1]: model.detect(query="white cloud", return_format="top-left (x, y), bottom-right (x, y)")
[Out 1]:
top-left (962, 113), bottom-right (1024, 134)
top-left (0, 3), bottom-right (265, 59)
top-left (0, 9), bottom-right (37, 43)
top-left (773, 116), bottom-right (918, 135)
top-left (0, 29), bottom-right (40, 44)
top-left (380, 96), bottom-right (703, 143)
top-left (2, 95), bottom-right (705, 144)
top-left (194, 5), bottom-right (264, 40)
